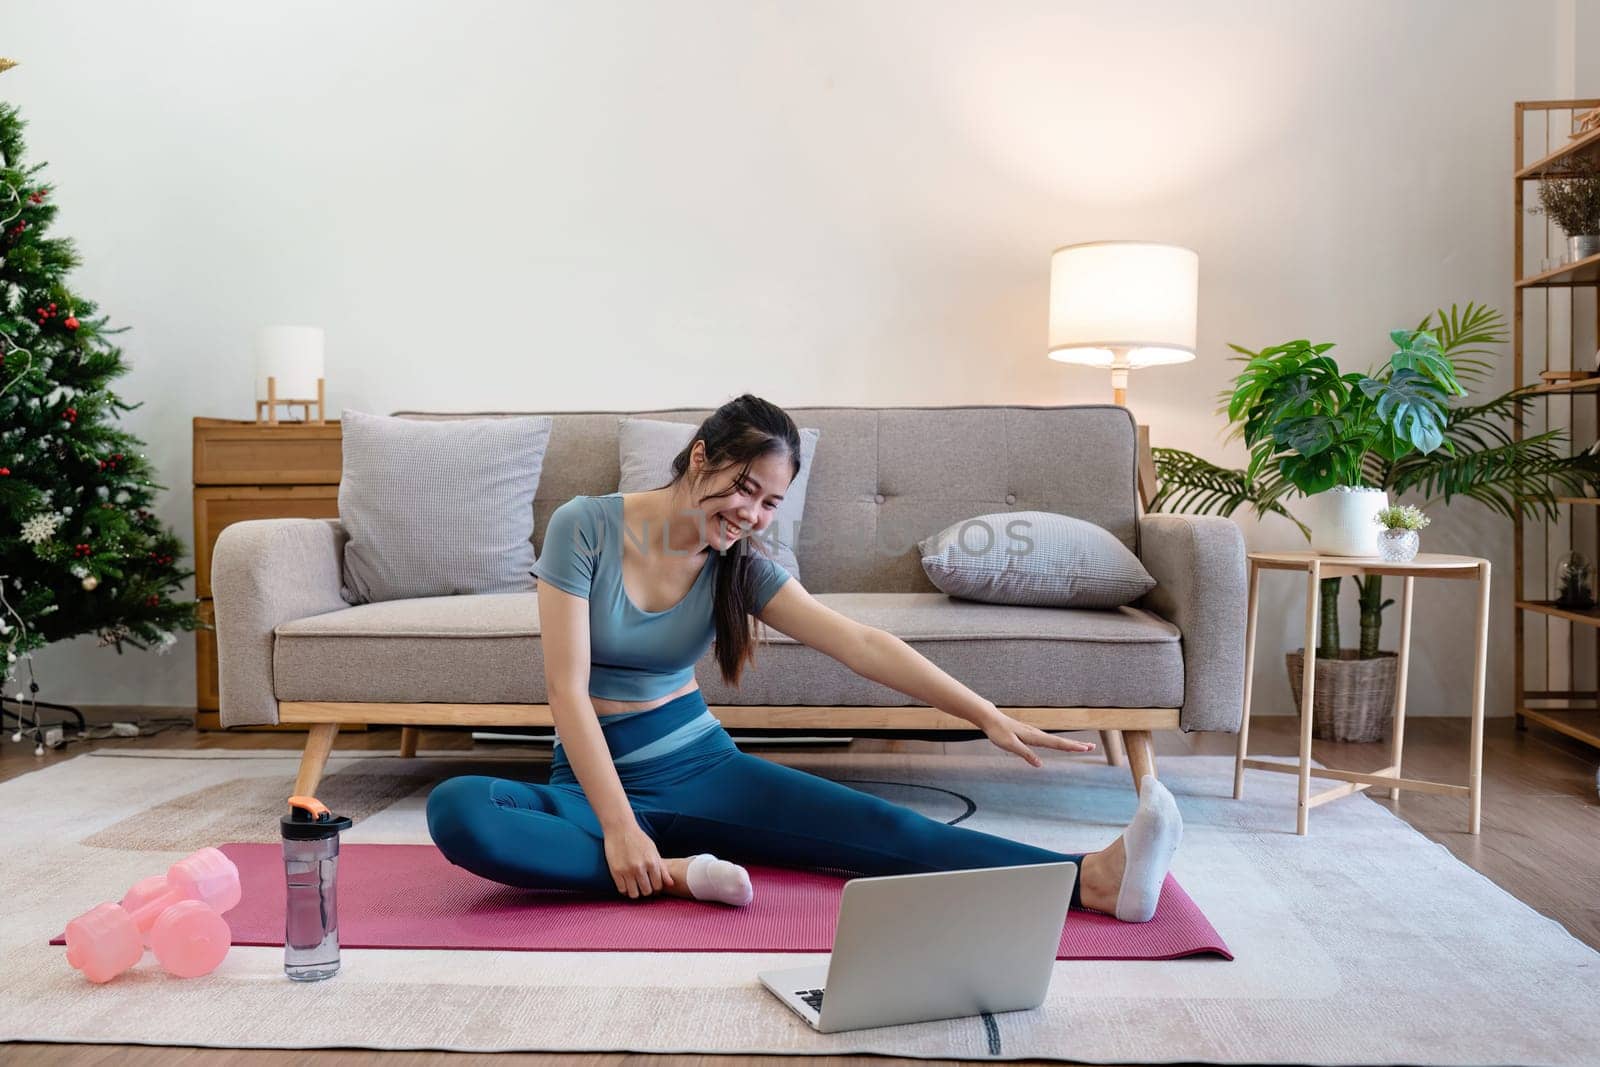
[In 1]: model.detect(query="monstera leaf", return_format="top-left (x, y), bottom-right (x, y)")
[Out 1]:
top-left (1278, 451), bottom-right (1345, 495)
top-left (1360, 369), bottom-right (1452, 456)
top-left (1228, 341), bottom-right (1342, 427)
top-left (1387, 328), bottom-right (1465, 397)
top-left (1273, 413), bottom-right (1343, 457)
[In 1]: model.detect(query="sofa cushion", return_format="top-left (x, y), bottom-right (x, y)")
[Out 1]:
top-left (272, 591), bottom-right (1183, 709)
top-left (918, 510), bottom-right (1156, 608)
top-left (615, 416), bottom-right (821, 581)
top-left (337, 410), bottom-right (553, 604)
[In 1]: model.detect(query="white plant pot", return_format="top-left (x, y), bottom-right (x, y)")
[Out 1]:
top-left (1296, 487), bottom-right (1389, 556)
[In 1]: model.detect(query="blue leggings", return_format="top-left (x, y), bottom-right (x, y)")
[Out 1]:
top-left (426, 689), bottom-right (1085, 909)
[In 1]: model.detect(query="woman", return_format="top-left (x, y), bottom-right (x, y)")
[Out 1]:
top-left (426, 394), bottom-right (1182, 921)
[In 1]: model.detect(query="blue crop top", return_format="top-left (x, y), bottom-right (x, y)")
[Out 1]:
top-left (530, 493), bottom-right (792, 703)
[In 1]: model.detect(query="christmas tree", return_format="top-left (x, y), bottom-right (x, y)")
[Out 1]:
top-left (1, 84), bottom-right (203, 689)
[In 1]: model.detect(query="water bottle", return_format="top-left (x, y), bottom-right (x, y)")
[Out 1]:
top-left (280, 794), bottom-right (353, 981)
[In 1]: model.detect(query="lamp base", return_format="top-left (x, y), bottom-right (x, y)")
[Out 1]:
top-left (255, 376), bottom-right (327, 425)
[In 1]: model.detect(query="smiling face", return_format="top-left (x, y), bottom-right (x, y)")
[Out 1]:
top-left (687, 439), bottom-right (795, 550)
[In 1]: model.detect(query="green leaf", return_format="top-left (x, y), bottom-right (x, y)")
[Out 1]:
top-left (1147, 447), bottom-right (1309, 537)
top-left (1361, 369), bottom-right (1450, 454)
top-left (1274, 414), bottom-right (1340, 456)
top-left (1280, 452), bottom-right (1343, 494)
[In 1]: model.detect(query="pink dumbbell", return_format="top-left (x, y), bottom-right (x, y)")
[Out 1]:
top-left (64, 846), bottom-right (241, 983)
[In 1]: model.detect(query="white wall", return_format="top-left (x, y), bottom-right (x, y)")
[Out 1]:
top-left (2, 0), bottom-right (1589, 718)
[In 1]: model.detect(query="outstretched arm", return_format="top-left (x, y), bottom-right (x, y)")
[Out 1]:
top-left (754, 581), bottom-right (1094, 765)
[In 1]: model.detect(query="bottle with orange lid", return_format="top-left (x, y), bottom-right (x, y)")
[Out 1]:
top-left (280, 794), bottom-right (353, 981)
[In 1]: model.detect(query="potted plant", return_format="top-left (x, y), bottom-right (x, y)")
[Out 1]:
top-left (1556, 552), bottom-right (1596, 609)
top-left (1229, 327), bottom-right (1462, 556)
top-left (1224, 327), bottom-right (1461, 738)
top-left (1374, 504), bottom-right (1429, 562)
top-left (1535, 155), bottom-right (1600, 262)
top-left (1153, 303), bottom-right (1600, 740)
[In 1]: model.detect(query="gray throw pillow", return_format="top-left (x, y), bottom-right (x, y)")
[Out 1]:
top-left (338, 410), bottom-right (553, 604)
top-left (918, 510), bottom-right (1155, 608)
top-left (616, 416), bottom-right (819, 581)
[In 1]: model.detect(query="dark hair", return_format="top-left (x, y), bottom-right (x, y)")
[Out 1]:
top-left (659, 393), bottom-right (801, 686)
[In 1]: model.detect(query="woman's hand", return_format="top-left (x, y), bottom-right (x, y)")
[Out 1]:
top-left (603, 822), bottom-right (676, 899)
top-left (980, 709), bottom-right (1097, 767)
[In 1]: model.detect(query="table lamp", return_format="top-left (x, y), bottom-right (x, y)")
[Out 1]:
top-left (1048, 241), bottom-right (1198, 406)
top-left (254, 325), bottom-right (327, 425)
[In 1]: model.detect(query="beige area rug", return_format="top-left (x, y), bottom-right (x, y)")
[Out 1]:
top-left (3, 746), bottom-right (1598, 1064)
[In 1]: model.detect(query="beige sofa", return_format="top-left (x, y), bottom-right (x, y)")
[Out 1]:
top-left (211, 404), bottom-right (1246, 798)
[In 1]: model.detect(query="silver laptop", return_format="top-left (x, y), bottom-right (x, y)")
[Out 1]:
top-left (758, 861), bottom-right (1076, 1034)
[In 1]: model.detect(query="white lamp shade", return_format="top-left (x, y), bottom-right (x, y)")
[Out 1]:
top-left (1048, 242), bottom-right (1198, 369)
top-left (254, 325), bottom-right (325, 399)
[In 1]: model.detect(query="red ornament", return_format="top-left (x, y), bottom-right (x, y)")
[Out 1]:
top-left (64, 316), bottom-right (79, 330)
top-left (0, 468), bottom-right (9, 476)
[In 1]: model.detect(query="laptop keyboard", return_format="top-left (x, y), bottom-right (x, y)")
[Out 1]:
top-left (796, 988), bottom-right (825, 1013)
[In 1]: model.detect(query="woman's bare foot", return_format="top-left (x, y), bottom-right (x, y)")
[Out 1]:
top-left (1078, 836), bottom-right (1125, 914)
top-left (661, 857), bottom-right (696, 899)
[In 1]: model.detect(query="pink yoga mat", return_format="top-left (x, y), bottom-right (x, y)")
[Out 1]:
top-left (53, 842), bottom-right (1231, 961)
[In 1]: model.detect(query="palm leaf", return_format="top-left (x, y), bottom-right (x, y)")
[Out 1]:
top-left (1415, 302), bottom-right (1507, 389)
top-left (1150, 448), bottom-right (1307, 535)
top-left (1385, 432), bottom-right (1600, 520)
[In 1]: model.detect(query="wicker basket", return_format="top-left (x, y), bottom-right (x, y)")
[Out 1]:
top-left (1285, 649), bottom-right (1398, 743)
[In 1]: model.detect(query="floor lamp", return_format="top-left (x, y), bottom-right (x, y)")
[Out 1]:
top-left (1046, 240), bottom-right (1199, 506)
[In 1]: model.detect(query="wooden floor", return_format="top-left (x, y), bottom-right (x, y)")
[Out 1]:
top-left (5, 709), bottom-right (1598, 1066)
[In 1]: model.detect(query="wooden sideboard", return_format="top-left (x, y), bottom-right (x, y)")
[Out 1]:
top-left (191, 417), bottom-right (363, 731)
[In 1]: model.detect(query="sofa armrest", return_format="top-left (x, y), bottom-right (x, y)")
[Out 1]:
top-left (1137, 514), bottom-right (1247, 733)
top-left (211, 518), bottom-right (349, 728)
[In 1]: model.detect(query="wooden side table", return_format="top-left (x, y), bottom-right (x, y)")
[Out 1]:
top-left (1233, 551), bottom-right (1491, 836)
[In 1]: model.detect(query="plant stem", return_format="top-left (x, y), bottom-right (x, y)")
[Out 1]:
top-left (1318, 576), bottom-right (1341, 658)
top-left (1358, 575), bottom-right (1385, 659)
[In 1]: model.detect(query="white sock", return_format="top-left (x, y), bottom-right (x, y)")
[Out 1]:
top-left (684, 853), bottom-right (753, 907)
top-left (1114, 775), bottom-right (1183, 923)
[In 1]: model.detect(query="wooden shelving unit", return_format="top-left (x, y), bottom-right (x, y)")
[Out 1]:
top-left (1515, 120), bottom-right (1600, 179)
top-left (1514, 99), bottom-right (1600, 753)
top-left (1525, 376), bottom-right (1600, 397)
top-left (1517, 251), bottom-right (1600, 289)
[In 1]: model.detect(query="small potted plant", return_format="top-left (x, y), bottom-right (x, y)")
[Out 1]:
top-left (1374, 504), bottom-right (1429, 562)
top-left (1556, 551), bottom-right (1596, 609)
top-left (1535, 155), bottom-right (1600, 263)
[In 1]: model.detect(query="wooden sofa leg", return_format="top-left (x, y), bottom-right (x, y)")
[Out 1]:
top-left (1099, 730), bottom-right (1127, 767)
top-left (399, 726), bottom-right (419, 758)
top-left (1123, 730), bottom-right (1156, 792)
top-left (293, 723), bottom-right (340, 797)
